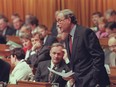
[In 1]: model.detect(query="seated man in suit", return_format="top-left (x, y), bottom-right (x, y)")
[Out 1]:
top-left (26, 35), bottom-right (51, 68)
top-left (34, 43), bottom-right (71, 87)
top-left (0, 16), bottom-right (15, 36)
top-left (32, 25), bottom-right (57, 46)
top-left (13, 17), bottom-right (23, 36)
top-left (0, 59), bottom-right (11, 83)
top-left (9, 48), bottom-right (33, 84)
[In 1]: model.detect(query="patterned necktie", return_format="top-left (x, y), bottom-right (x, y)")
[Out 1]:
top-left (69, 34), bottom-right (72, 54)
top-left (48, 65), bottom-right (57, 83)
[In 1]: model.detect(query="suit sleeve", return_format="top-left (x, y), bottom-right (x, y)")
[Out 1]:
top-left (34, 47), bottom-right (51, 68)
top-left (84, 29), bottom-right (105, 75)
top-left (3, 63), bottom-right (11, 83)
top-left (34, 63), bottom-right (41, 82)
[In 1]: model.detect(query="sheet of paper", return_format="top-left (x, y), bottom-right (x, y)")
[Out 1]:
top-left (48, 67), bottom-right (74, 78)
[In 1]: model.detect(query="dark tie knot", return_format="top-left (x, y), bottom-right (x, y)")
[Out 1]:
top-left (68, 34), bottom-right (72, 40)
top-left (53, 65), bottom-right (58, 70)
top-left (68, 34), bottom-right (72, 54)
top-left (69, 34), bottom-right (72, 37)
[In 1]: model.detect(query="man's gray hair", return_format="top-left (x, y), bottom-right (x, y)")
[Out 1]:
top-left (60, 9), bottom-right (77, 24)
top-left (50, 43), bottom-right (64, 49)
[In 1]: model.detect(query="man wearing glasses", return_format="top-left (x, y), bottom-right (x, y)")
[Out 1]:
top-left (56, 9), bottom-right (110, 87)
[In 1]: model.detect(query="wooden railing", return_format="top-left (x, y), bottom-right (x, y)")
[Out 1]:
top-left (17, 81), bottom-right (51, 87)
top-left (7, 81), bottom-right (51, 87)
top-left (109, 67), bottom-right (116, 86)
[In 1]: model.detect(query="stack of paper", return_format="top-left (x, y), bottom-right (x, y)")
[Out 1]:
top-left (48, 67), bottom-right (74, 77)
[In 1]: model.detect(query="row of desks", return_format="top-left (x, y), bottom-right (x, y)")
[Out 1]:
top-left (0, 37), bottom-right (112, 87)
top-left (6, 81), bottom-right (51, 87)
top-left (0, 37), bottom-right (109, 58)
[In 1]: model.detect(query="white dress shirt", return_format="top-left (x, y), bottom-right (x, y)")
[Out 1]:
top-left (9, 59), bottom-right (33, 84)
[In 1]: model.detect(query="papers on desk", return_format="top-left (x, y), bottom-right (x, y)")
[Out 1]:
top-left (6, 40), bottom-right (22, 50)
top-left (48, 67), bottom-right (74, 78)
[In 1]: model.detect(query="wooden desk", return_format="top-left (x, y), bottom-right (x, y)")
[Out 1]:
top-left (6, 36), bottom-right (21, 45)
top-left (7, 84), bottom-right (19, 87)
top-left (17, 81), bottom-right (51, 87)
top-left (0, 50), bottom-right (10, 58)
top-left (109, 67), bottom-right (116, 86)
top-left (109, 75), bottom-right (116, 87)
top-left (0, 44), bottom-right (10, 58)
top-left (110, 67), bottom-right (116, 76)
top-left (99, 38), bottom-right (108, 47)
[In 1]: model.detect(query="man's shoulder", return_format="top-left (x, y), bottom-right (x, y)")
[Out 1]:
top-left (42, 45), bottom-right (50, 50)
top-left (47, 35), bottom-right (57, 41)
top-left (75, 25), bottom-right (94, 35)
top-left (0, 59), bottom-right (10, 68)
top-left (39, 60), bottom-right (50, 65)
top-left (6, 26), bottom-right (14, 31)
top-left (77, 25), bottom-right (92, 32)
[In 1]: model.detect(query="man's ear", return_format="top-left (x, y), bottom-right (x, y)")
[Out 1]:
top-left (14, 55), bottom-right (17, 60)
top-left (68, 17), bottom-right (71, 23)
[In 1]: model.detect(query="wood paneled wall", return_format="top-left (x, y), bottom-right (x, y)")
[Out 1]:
top-left (0, 0), bottom-right (115, 30)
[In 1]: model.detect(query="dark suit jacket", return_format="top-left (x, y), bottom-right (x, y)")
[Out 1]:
top-left (34, 60), bottom-right (70, 87)
top-left (0, 35), bottom-right (6, 44)
top-left (44, 35), bottom-right (57, 46)
top-left (51, 22), bottom-right (58, 36)
top-left (65, 24), bottom-right (110, 87)
top-left (0, 59), bottom-right (11, 83)
top-left (26, 46), bottom-right (51, 68)
top-left (3, 26), bottom-right (15, 36)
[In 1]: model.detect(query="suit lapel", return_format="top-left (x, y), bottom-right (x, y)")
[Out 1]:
top-left (37, 46), bottom-right (45, 56)
top-left (71, 25), bottom-right (80, 60)
top-left (65, 25), bottom-right (80, 60)
top-left (52, 61), bottom-right (65, 82)
top-left (65, 36), bottom-right (71, 59)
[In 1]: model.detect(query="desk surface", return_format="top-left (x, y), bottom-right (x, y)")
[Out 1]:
top-left (7, 81), bottom-right (52, 87)
top-left (17, 81), bottom-right (51, 87)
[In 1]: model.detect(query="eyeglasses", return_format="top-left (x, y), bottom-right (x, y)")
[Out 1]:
top-left (109, 45), bottom-right (116, 49)
top-left (56, 18), bottom-right (66, 23)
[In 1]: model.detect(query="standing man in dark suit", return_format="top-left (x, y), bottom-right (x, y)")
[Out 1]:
top-left (56, 9), bottom-right (110, 87)
top-left (0, 59), bottom-right (11, 83)
top-left (34, 43), bottom-right (71, 87)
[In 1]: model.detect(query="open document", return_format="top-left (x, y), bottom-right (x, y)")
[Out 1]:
top-left (48, 67), bottom-right (74, 78)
